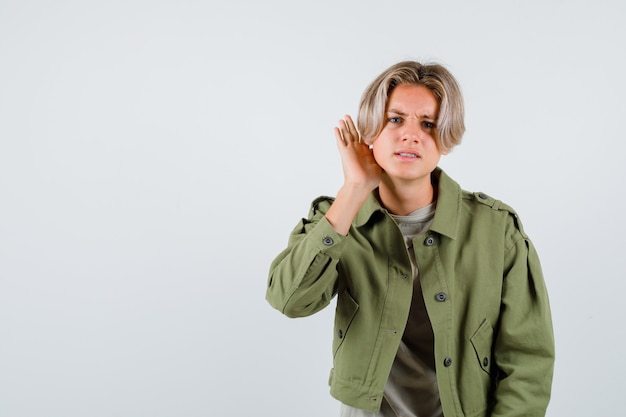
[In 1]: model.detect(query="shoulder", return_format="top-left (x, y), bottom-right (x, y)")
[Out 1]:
top-left (437, 169), bottom-right (532, 249)
top-left (461, 190), bottom-right (529, 240)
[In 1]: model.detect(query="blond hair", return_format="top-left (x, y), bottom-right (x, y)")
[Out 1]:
top-left (357, 61), bottom-right (465, 153)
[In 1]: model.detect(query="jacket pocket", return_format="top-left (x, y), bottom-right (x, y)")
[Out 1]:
top-left (470, 318), bottom-right (494, 377)
top-left (332, 290), bottom-right (359, 356)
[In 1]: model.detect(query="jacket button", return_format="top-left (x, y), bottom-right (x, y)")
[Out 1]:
top-left (444, 357), bottom-right (452, 367)
top-left (483, 357), bottom-right (489, 367)
top-left (435, 292), bottom-right (447, 302)
top-left (338, 329), bottom-right (343, 339)
top-left (424, 236), bottom-right (435, 246)
top-left (322, 236), bottom-right (334, 246)
top-left (478, 192), bottom-right (488, 200)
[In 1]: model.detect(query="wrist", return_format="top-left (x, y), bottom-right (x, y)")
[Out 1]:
top-left (340, 181), bottom-right (376, 197)
top-left (325, 185), bottom-right (372, 236)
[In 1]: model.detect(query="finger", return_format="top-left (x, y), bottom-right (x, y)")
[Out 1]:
top-left (334, 127), bottom-right (345, 145)
top-left (338, 119), bottom-right (354, 143)
top-left (344, 115), bottom-right (355, 132)
top-left (344, 115), bottom-right (360, 142)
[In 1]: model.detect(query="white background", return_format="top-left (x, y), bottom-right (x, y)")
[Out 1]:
top-left (1, 0), bottom-right (625, 416)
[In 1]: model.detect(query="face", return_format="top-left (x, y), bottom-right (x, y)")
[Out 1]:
top-left (371, 83), bottom-right (444, 186)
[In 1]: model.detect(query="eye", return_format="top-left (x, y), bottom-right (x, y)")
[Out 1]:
top-left (388, 117), bottom-right (402, 124)
top-left (422, 121), bottom-right (436, 129)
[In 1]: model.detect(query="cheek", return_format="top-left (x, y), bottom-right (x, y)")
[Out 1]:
top-left (426, 137), bottom-right (444, 154)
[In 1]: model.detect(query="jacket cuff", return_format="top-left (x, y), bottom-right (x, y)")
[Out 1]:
top-left (309, 216), bottom-right (347, 259)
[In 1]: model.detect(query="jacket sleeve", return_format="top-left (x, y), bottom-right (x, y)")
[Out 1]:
top-left (491, 214), bottom-right (555, 416)
top-left (266, 197), bottom-right (346, 318)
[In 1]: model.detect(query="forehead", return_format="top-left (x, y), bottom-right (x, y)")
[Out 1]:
top-left (387, 84), bottom-right (440, 115)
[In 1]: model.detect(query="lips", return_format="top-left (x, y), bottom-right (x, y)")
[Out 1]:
top-left (395, 150), bottom-right (420, 159)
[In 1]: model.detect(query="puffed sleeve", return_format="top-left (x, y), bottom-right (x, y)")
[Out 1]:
top-left (491, 214), bottom-right (555, 416)
top-left (266, 197), bottom-right (346, 318)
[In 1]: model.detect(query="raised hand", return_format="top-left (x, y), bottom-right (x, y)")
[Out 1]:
top-left (334, 115), bottom-right (382, 192)
top-left (326, 115), bottom-right (382, 235)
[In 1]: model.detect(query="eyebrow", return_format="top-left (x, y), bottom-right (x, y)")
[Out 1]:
top-left (387, 109), bottom-right (437, 120)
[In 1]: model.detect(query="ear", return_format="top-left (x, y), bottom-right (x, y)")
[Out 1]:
top-left (363, 136), bottom-right (376, 148)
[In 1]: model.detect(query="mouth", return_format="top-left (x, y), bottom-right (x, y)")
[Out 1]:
top-left (396, 152), bottom-right (420, 159)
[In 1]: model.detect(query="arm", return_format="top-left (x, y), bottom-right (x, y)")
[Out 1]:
top-left (491, 223), bottom-right (555, 416)
top-left (266, 199), bottom-right (345, 318)
top-left (325, 115), bottom-right (381, 235)
top-left (266, 116), bottom-right (381, 317)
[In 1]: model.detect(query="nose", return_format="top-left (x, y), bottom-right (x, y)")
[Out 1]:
top-left (401, 119), bottom-right (421, 142)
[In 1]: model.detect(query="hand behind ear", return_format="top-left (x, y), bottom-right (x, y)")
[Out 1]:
top-left (334, 115), bottom-right (381, 192)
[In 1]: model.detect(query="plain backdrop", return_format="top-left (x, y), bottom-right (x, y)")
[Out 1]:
top-left (1, 0), bottom-right (625, 416)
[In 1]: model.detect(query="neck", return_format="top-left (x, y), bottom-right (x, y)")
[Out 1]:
top-left (378, 173), bottom-right (435, 216)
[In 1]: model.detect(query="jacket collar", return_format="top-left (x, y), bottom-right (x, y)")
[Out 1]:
top-left (354, 167), bottom-right (461, 240)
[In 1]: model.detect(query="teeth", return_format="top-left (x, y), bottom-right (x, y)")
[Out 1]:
top-left (398, 152), bottom-right (417, 158)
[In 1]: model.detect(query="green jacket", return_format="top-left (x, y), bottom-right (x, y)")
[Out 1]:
top-left (266, 168), bottom-right (554, 416)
